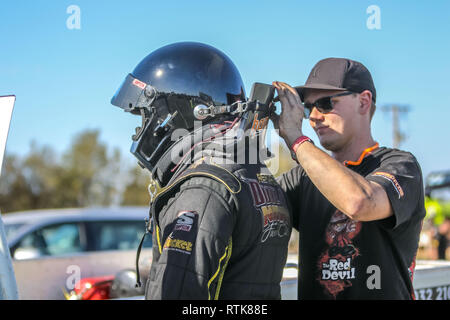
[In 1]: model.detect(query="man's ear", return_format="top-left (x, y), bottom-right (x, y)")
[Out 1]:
top-left (359, 90), bottom-right (372, 116)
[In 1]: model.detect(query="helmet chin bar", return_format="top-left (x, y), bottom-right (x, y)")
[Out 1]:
top-left (132, 108), bottom-right (152, 141)
top-left (130, 107), bottom-right (179, 173)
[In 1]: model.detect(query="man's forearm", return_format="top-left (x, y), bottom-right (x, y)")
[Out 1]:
top-left (294, 141), bottom-right (392, 221)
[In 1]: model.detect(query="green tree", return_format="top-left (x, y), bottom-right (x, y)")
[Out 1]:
top-left (0, 154), bottom-right (34, 213)
top-left (21, 143), bottom-right (61, 209)
top-left (0, 129), bottom-right (131, 213)
top-left (60, 129), bottom-right (124, 207)
top-left (121, 165), bottom-right (151, 206)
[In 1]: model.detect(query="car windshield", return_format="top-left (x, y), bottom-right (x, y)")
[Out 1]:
top-left (3, 223), bottom-right (25, 242)
top-left (12, 222), bottom-right (84, 259)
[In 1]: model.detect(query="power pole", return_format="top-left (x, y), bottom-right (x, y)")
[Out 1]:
top-left (382, 105), bottom-right (410, 148)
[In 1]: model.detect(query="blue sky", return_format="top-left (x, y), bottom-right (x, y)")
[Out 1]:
top-left (1, 0), bottom-right (449, 178)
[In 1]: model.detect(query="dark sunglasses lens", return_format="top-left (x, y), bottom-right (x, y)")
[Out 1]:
top-left (316, 97), bottom-right (333, 113)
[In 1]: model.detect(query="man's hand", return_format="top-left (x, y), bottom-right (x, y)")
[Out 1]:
top-left (271, 81), bottom-right (305, 148)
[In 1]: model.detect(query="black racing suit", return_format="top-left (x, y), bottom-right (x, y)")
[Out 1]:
top-left (145, 156), bottom-right (292, 300)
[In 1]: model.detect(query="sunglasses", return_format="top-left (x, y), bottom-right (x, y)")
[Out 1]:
top-left (302, 91), bottom-right (355, 119)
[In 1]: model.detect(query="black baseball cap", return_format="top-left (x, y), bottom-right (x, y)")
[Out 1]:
top-left (295, 58), bottom-right (376, 103)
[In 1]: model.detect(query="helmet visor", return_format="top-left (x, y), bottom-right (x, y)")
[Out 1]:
top-left (111, 74), bottom-right (149, 113)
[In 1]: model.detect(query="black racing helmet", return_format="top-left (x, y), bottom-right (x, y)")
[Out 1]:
top-left (111, 42), bottom-right (246, 173)
top-left (112, 42), bottom-right (246, 125)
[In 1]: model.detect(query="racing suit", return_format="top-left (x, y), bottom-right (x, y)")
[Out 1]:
top-left (145, 151), bottom-right (292, 300)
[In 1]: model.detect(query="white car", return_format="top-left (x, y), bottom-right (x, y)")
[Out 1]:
top-left (3, 206), bottom-right (152, 260)
top-left (2, 207), bottom-right (153, 299)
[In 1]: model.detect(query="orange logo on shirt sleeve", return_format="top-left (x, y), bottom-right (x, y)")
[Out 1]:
top-left (372, 172), bottom-right (405, 198)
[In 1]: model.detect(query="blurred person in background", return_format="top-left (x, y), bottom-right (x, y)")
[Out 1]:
top-left (424, 193), bottom-right (450, 260)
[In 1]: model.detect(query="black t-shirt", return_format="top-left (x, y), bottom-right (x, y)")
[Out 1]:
top-left (278, 146), bottom-right (426, 300)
